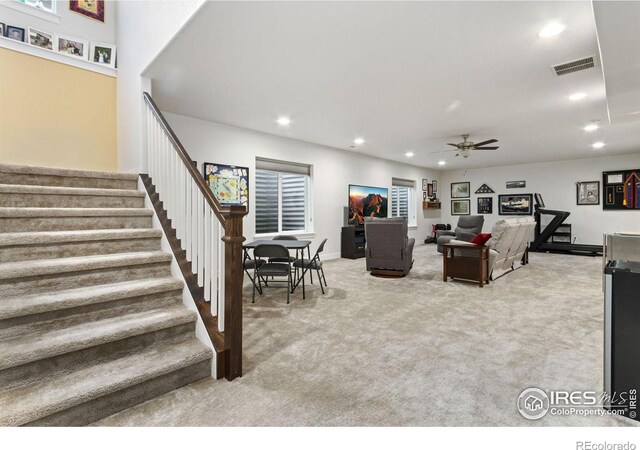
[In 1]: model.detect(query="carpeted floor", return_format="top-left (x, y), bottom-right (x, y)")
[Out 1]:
top-left (95, 244), bottom-right (636, 426)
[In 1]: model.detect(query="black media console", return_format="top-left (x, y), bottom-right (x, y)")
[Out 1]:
top-left (341, 226), bottom-right (366, 259)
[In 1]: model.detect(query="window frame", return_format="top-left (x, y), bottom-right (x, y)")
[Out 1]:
top-left (391, 182), bottom-right (417, 227)
top-left (254, 168), bottom-right (314, 237)
top-left (18, 0), bottom-right (56, 14)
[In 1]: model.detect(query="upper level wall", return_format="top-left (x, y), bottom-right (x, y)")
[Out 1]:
top-left (115, 0), bottom-right (205, 173)
top-left (0, 47), bottom-right (116, 171)
top-left (0, 0), bottom-right (115, 44)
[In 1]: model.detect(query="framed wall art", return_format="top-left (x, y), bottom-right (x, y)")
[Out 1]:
top-left (432, 180), bottom-right (437, 192)
top-left (477, 197), bottom-right (493, 214)
top-left (451, 199), bottom-right (470, 215)
top-left (451, 182), bottom-right (470, 198)
top-left (603, 169), bottom-right (640, 210)
top-left (498, 194), bottom-right (533, 215)
top-left (422, 179), bottom-right (428, 191)
top-left (427, 183), bottom-right (433, 197)
top-left (506, 180), bottom-right (526, 189)
top-left (55, 34), bottom-right (88, 60)
top-left (70, 0), bottom-right (105, 22)
top-left (576, 181), bottom-right (600, 206)
top-left (203, 162), bottom-right (249, 211)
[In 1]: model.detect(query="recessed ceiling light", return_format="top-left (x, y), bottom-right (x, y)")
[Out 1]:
top-left (569, 92), bottom-right (587, 101)
top-left (276, 117), bottom-right (291, 126)
top-left (592, 141), bottom-right (605, 149)
top-left (584, 123), bottom-right (599, 132)
top-left (538, 22), bottom-right (566, 38)
top-left (354, 138), bottom-right (365, 145)
top-left (438, 161), bottom-right (446, 166)
top-left (405, 152), bottom-right (414, 157)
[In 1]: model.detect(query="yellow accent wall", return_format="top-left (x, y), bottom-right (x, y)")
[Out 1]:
top-left (0, 47), bottom-right (117, 171)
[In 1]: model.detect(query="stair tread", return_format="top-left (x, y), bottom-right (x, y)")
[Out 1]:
top-left (0, 164), bottom-right (139, 182)
top-left (0, 277), bottom-right (183, 320)
top-left (0, 184), bottom-right (145, 197)
top-left (0, 337), bottom-right (211, 426)
top-left (0, 304), bottom-right (197, 370)
top-left (0, 207), bottom-right (152, 217)
top-left (0, 228), bottom-right (162, 247)
top-left (0, 251), bottom-right (172, 281)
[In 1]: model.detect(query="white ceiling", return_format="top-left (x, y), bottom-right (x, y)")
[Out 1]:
top-left (146, 1), bottom-right (640, 170)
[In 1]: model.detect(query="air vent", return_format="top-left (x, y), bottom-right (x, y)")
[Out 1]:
top-left (552, 55), bottom-right (598, 76)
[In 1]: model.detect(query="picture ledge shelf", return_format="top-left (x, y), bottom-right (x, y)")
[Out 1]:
top-left (0, 36), bottom-right (117, 78)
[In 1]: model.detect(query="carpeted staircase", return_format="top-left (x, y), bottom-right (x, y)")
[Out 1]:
top-left (0, 164), bottom-right (212, 426)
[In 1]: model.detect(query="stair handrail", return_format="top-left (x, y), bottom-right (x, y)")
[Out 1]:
top-left (143, 92), bottom-right (247, 381)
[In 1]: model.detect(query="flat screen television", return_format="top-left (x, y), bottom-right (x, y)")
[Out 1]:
top-left (348, 184), bottom-right (388, 226)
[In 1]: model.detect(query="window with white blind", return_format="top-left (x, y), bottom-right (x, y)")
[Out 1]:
top-left (391, 178), bottom-right (417, 227)
top-left (255, 158), bottom-right (312, 235)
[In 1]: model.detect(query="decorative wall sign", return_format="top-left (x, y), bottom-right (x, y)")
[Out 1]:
top-left (432, 181), bottom-right (437, 192)
top-left (427, 183), bottom-right (433, 197)
top-left (475, 183), bottom-right (495, 194)
top-left (506, 180), bottom-right (526, 189)
top-left (477, 197), bottom-right (493, 214)
top-left (603, 169), bottom-right (640, 210)
top-left (498, 194), bottom-right (533, 215)
top-left (576, 181), bottom-right (600, 205)
top-left (203, 162), bottom-right (249, 210)
top-left (451, 199), bottom-right (470, 215)
top-left (70, 1), bottom-right (105, 22)
top-left (451, 182), bottom-right (470, 198)
top-left (422, 179), bottom-right (428, 191)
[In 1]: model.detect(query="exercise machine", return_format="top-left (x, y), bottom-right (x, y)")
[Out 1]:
top-left (530, 193), bottom-right (603, 256)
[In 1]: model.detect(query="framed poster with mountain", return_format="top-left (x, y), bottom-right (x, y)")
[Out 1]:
top-left (203, 162), bottom-right (249, 211)
top-left (498, 194), bottom-right (532, 215)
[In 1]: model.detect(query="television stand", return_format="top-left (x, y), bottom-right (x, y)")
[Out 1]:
top-left (341, 226), bottom-right (366, 259)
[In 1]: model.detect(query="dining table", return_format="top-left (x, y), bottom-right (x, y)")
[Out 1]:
top-left (243, 239), bottom-right (313, 293)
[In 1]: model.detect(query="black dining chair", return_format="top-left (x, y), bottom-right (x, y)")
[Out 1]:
top-left (269, 235), bottom-right (306, 283)
top-left (293, 238), bottom-right (328, 300)
top-left (243, 248), bottom-right (265, 294)
top-left (253, 244), bottom-right (294, 304)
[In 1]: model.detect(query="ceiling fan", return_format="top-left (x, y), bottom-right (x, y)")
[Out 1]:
top-left (441, 134), bottom-right (499, 158)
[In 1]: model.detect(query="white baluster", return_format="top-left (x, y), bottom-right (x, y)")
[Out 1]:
top-left (185, 170), bottom-right (192, 259)
top-left (210, 211), bottom-right (218, 316)
top-left (218, 224), bottom-right (225, 332)
top-left (204, 206), bottom-right (211, 302)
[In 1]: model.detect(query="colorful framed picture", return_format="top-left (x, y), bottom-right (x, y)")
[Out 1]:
top-left (0, 23), bottom-right (6, 37)
top-left (498, 194), bottom-right (533, 215)
top-left (203, 162), bottom-right (249, 211)
top-left (70, 0), bottom-right (105, 22)
top-left (28, 28), bottom-right (53, 50)
top-left (451, 199), bottom-right (470, 215)
top-left (427, 183), bottom-right (433, 197)
top-left (451, 182), bottom-right (470, 198)
top-left (55, 34), bottom-right (89, 60)
top-left (576, 181), bottom-right (600, 206)
top-left (6, 25), bottom-right (25, 42)
top-left (477, 197), bottom-right (493, 214)
top-left (90, 42), bottom-right (116, 68)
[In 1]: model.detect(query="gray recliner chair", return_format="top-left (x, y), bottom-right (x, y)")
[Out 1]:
top-left (437, 215), bottom-right (484, 253)
top-left (364, 217), bottom-right (415, 276)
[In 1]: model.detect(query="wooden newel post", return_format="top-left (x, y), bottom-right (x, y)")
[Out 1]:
top-left (222, 206), bottom-right (246, 381)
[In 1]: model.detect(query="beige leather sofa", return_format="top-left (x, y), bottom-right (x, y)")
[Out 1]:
top-left (448, 216), bottom-right (535, 279)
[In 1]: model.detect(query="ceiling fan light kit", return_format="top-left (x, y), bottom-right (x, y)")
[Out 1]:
top-left (443, 134), bottom-right (500, 158)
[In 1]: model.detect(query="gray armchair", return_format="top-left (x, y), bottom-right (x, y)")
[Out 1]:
top-left (364, 217), bottom-right (415, 276)
top-left (437, 215), bottom-right (484, 253)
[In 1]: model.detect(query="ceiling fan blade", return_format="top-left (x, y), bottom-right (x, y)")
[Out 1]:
top-left (447, 143), bottom-right (460, 147)
top-left (473, 139), bottom-right (498, 147)
top-left (473, 146), bottom-right (499, 150)
top-left (430, 149), bottom-right (456, 154)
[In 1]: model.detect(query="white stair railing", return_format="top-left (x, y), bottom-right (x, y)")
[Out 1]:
top-left (143, 93), bottom-right (246, 380)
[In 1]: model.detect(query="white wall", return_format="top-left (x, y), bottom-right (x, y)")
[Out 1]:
top-left (440, 153), bottom-right (640, 244)
top-left (163, 112), bottom-right (442, 259)
top-left (115, 0), bottom-right (204, 173)
top-left (0, 0), bottom-right (115, 42)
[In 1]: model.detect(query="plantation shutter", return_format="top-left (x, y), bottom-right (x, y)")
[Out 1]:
top-left (392, 178), bottom-right (414, 220)
top-left (255, 170), bottom-right (279, 234)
